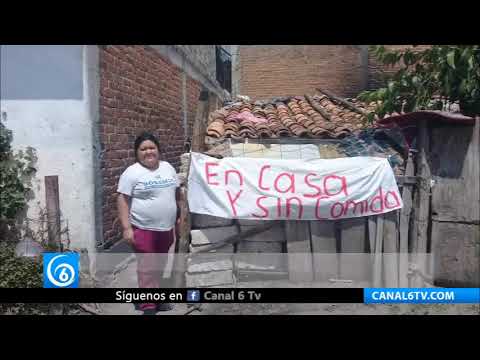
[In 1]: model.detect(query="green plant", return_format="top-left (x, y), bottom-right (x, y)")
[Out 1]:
top-left (359, 45), bottom-right (480, 120)
top-left (0, 121), bottom-right (13, 156)
top-left (0, 242), bottom-right (43, 288)
top-left (0, 120), bottom-right (37, 239)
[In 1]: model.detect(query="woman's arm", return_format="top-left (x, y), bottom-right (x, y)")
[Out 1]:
top-left (117, 193), bottom-right (134, 245)
top-left (175, 187), bottom-right (181, 220)
top-left (175, 187), bottom-right (182, 240)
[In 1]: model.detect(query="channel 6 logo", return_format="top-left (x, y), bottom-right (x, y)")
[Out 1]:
top-left (43, 252), bottom-right (79, 288)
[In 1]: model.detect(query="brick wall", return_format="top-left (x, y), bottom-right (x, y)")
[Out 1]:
top-left (237, 45), bottom-right (434, 100)
top-left (99, 45), bottom-right (202, 246)
top-left (238, 45), bottom-right (367, 100)
top-left (186, 77), bottom-right (202, 139)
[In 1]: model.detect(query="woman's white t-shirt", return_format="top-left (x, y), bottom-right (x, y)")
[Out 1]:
top-left (117, 161), bottom-right (179, 231)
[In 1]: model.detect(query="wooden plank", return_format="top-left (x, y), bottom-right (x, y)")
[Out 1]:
top-left (431, 221), bottom-right (480, 287)
top-left (383, 211), bottom-right (399, 287)
top-left (338, 218), bottom-right (369, 282)
top-left (399, 151), bottom-right (414, 287)
top-left (367, 217), bottom-right (376, 254)
top-left (310, 221), bottom-right (337, 282)
top-left (45, 175), bottom-right (61, 249)
top-left (412, 120), bottom-right (431, 287)
top-left (238, 223), bottom-right (286, 242)
top-left (394, 176), bottom-right (418, 186)
top-left (429, 118), bottom-right (480, 223)
top-left (174, 142), bottom-right (196, 287)
top-left (305, 94), bottom-right (332, 121)
top-left (172, 186), bottom-right (191, 288)
top-left (316, 88), bottom-right (368, 116)
top-left (191, 222), bottom-right (276, 254)
top-left (285, 220), bottom-right (313, 282)
top-left (191, 90), bottom-right (210, 153)
top-left (373, 215), bottom-right (384, 287)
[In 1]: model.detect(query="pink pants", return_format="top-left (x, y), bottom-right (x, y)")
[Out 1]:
top-left (132, 226), bottom-right (175, 311)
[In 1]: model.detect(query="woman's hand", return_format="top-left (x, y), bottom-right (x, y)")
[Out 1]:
top-left (175, 217), bottom-right (181, 240)
top-left (117, 193), bottom-right (134, 245)
top-left (123, 227), bottom-right (134, 246)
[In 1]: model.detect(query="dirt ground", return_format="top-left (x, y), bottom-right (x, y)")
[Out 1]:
top-left (193, 301), bottom-right (479, 315)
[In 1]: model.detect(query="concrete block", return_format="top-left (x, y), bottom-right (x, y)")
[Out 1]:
top-left (236, 240), bottom-right (283, 253)
top-left (187, 259), bottom-right (233, 273)
top-left (189, 244), bottom-right (235, 254)
top-left (191, 214), bottom-right (234, 229)
top-left (237, 219), bottom-right (281, 226)
top-left (190, 226), bottom-right (239, 246)
top-left (186, 270), bottom-right (234, 287)
top-left (239, 225), bottom-right (285, 242)
top-left (235, 256), bottom-right (286, 271)
top-left (187, 252), bottom-right (233, 273)
top-left (234, 242), bottom-right (286, 271)
top-left (237, 270), bottom-right (289, 283)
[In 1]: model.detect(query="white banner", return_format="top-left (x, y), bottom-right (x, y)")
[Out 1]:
top-left (187, 152), bottom-right (403, 220)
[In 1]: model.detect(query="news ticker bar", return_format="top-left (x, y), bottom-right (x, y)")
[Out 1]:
top-left (0, 288), bottom-right (478, 304)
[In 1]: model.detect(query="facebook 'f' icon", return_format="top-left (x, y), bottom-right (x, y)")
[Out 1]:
top-left (187, 290), bottom-right (200, 302)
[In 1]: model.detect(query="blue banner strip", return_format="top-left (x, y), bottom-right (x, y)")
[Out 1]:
top-left (364, 288), bottom-right (480, 304)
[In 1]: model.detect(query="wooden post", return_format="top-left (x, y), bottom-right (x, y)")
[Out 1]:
top-left (316, 88), bottom-right (368, 117)
top-left (430, 118), bottom-right (479, 223)
top-left (383, 211), bottom-right (399, 287)
top-left (412, 119), bottom-right (431, 287)
top-left (191, 90), bottom-right (210, 153)
top-left (368, 217), bottom-right (376, 254)
top-left (373, 215), bottom-right (384, 287)
top-left (178, 89), bottom-right (209, 285)
top-left (173, 186), bottom-right (191, 288)
top-left (285, 220), bottom-right (314, 282)
top-left (45, 176), bottom-right (61, 249)
top-left (338, 218), bottom-right (369, 283)
top-left (311, 221), bottom-right (337, 282)
top-left (399, 151), bottom-right (414, 287)
top-left (305, 94), bottom-right (332, 121)
top-left (429, 116), bottom-right (480, 286)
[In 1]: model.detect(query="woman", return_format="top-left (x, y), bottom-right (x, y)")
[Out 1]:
top-left (117, 132), bottom-right (180, 315)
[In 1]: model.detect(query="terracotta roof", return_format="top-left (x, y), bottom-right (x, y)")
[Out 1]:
top-left (206, 95), bottom-right (378, 140)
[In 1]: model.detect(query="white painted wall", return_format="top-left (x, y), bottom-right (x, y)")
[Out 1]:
top-left (0, 45), bottom-right (98, 251)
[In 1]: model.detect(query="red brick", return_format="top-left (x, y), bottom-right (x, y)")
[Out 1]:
top-left (99, 45), bottom-right (190, 246)
top-left (240, 45), bottom-right (365, 99)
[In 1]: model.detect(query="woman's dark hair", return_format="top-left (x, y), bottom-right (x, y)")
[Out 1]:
top-left (134, 132), bottom-right (160, 160)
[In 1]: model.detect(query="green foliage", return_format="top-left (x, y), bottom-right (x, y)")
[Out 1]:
top-left (0, 122), bottom-right (13, 157)
top-left (0, 121), bottom-right (37, 223)
top-left (0, 242), bottom-right (43, 288)
top-left (358, 45), bottom-right (480, 118)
